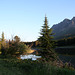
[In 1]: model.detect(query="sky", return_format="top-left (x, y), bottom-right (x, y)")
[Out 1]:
top-left (0, 0), bottom-right (75, 42)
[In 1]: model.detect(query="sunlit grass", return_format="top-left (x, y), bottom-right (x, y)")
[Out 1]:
top-left (26, 49), bottom-right (35, 54)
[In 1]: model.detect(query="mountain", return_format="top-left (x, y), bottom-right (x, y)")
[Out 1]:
top-left (52, 17), bottom-right (75, 40)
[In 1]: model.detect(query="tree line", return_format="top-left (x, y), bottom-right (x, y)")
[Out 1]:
top-left (56, 37), bottom-right (75, 46)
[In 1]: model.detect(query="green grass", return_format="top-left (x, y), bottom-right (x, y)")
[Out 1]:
top-left (0, 56), bottom-right (75, 75)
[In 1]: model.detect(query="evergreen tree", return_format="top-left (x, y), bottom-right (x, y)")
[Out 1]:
top-left (1, 32), bottom-right (7, 55)
top-left (38, 16), bottom-right (57, 61)
top-left (1, 32), bottom-right (5, 42)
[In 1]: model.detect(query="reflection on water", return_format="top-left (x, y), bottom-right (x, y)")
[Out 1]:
top-left (20, 54), bottom-right (41, 60)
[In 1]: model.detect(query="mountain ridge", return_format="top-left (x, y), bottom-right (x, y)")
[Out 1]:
top-left (52, 17), bottom-right (75, 40)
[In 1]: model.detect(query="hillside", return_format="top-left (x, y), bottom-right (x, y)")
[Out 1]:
top-left (52, 17), bottom-right (75, 39)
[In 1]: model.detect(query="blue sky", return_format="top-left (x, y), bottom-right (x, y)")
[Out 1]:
top-left (0, 0), bottom-right (75, 42)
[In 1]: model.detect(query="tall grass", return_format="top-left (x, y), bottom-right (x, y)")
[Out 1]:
top-left (0, 56), bottom-right (75, 75)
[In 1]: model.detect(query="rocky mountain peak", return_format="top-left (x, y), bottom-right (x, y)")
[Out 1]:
top-left (63, 18), bottom-right (70, 22)
top-left (52, 16), bottom-right (75, 40)
top-left (72, 17), bottom-right (75, 21)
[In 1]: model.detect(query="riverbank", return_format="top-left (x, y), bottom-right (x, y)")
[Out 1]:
top-left (59, 54), bottom-right (75, 68)
top-left (0, 56), bottom-right (75, 75)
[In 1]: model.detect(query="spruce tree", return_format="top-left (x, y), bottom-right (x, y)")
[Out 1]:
top-left (38, 16), bottom-right (57, 61)
top-left (2, 32), bottom-right (5, 42)
top-left (1, 32), bottom-right (6, 55)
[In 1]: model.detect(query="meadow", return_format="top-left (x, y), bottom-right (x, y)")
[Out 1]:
top-left (0, 55), bottom-right (75, 75)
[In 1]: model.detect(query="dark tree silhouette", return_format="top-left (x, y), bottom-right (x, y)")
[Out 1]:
top-left (38, 16), bottom-right (57, 61)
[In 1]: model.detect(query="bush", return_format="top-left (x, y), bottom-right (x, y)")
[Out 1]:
top-left (7, 42), bottom-right (27, 56)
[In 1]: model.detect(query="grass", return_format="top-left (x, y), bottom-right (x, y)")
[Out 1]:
top-left (0, 55), bottom-right (75, 75)
top-left (59, 54), bottom-right (75, 68)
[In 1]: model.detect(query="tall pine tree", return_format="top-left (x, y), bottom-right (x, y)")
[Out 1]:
top-left (1, 32), bottom-right (6, 55)
top-left (2, 32), bottom-right (5, 42)
top-left (38, 16), bottom-right (57, 61)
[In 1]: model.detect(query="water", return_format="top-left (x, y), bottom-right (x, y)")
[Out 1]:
top-left (20, 54), bottom-right (41, 60)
